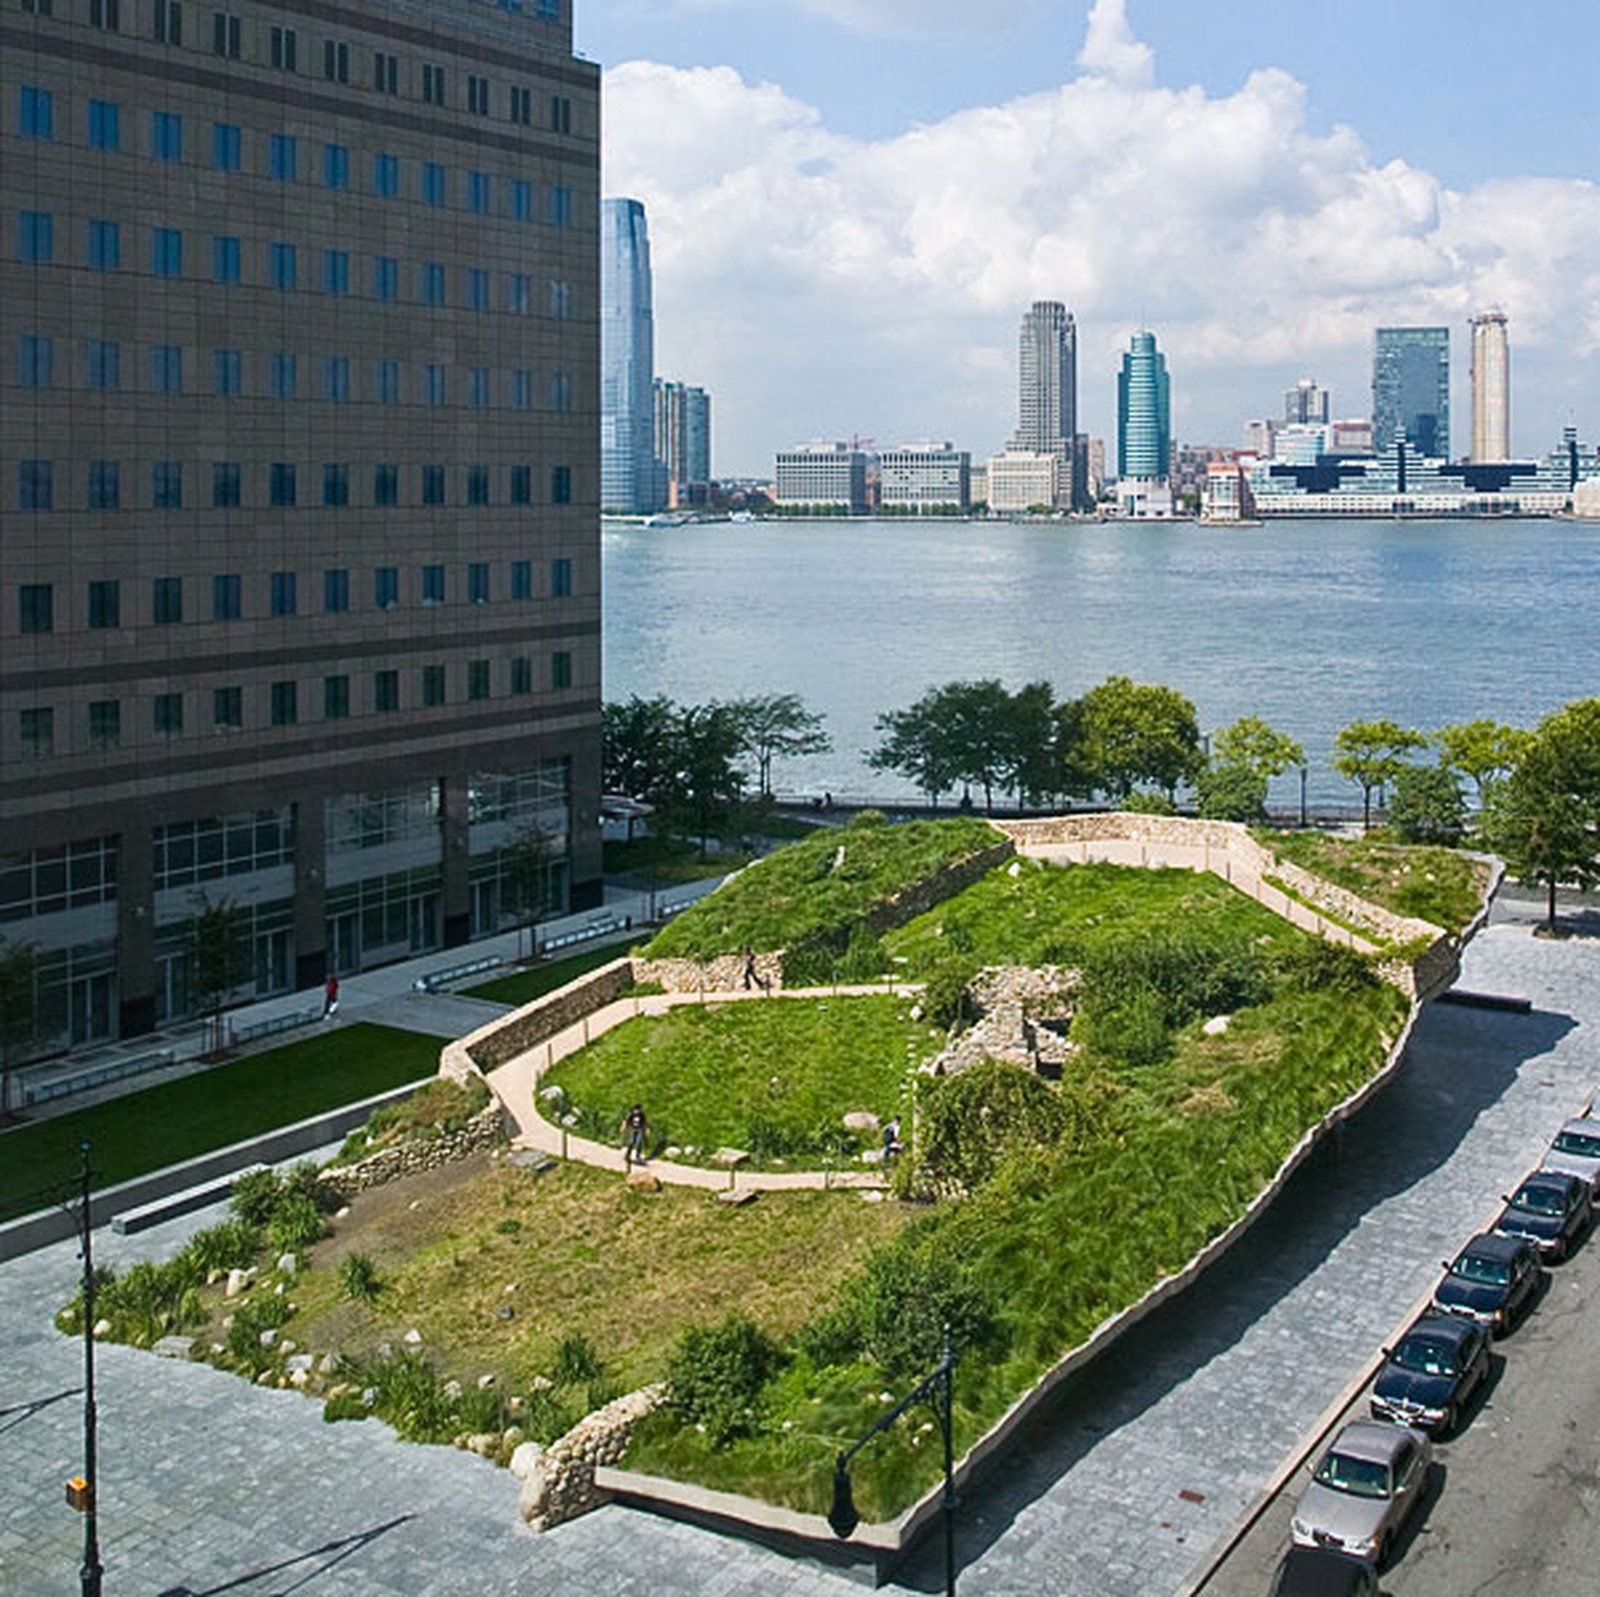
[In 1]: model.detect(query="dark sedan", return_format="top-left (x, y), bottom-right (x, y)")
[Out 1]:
top-left (1370, 1314), bottom-right (1490, 1434)
top-left (1269, 1543), bottom-right (1379, 1595)
top-left (1494, 1168), bottom-right (1592, 1260)
top-left (1431, 1231), bottom-right (1541, 1336)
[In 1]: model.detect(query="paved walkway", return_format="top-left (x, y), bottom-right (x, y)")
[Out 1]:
top-left (2, 890), bottom-right (1595, 1596)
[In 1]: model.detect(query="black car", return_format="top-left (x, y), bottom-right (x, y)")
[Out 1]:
top-left (1431, 1231), bottom-right (1541, 1335)
top-left (1370, 1314), bottom-right (1490, 1433)
top-left (1494, 1168), bottom-right (1592, 1260)
top-left (1269, 1543), bottom-right (1379, 1596)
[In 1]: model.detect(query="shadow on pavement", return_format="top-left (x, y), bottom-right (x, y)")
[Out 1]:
top-left (890, 998), bottom-right (1575, 1592)
top-left (155, 1513), bottom-right (414, 1595)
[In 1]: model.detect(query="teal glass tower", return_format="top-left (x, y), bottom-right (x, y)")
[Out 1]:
top-left (601, 198), bottom-right (662, 514)
top-left (1117, 330), bottom-right (1171, 482)
top-left (1373, 326), bottom-right (1449, 458)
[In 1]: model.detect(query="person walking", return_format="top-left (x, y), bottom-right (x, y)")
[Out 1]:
top-left (621, 1102), bottom-right (650, 1169)
top-left (323, 974), bottom-right (340, 1018)
top-left (742, 944), bottom-right (758, 991)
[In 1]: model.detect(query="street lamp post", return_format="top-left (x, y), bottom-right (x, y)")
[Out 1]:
top-left (828, 1325), bottom-right (958, 1597)
top-left (1299, 764), bottom-right (1308, 828)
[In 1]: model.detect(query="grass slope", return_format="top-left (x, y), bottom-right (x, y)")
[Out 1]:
top-left (1260, 831), bottom-right (1486, 933)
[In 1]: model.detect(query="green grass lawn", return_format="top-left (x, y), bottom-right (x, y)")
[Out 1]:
top-left (463, 942), bottom-right (633, 1005)
top-left (544, 995), bottom-right (942, 1167)
top-left (0, 1024), bottom-right (441, 1223)
top-left (1259, 830), bottom-right (1487, 933)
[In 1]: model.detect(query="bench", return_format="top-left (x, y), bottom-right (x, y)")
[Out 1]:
top-left (229, 1006), bottom-right (321, 1046)
top-left (111, 1163), bottom-right (267, 1236)
top-left (416, 954), bottom-right (505, 993)
top-left (537, 916), bottom-right (625, 956)
top-left (21, 1046), bottom-right (177, 1108)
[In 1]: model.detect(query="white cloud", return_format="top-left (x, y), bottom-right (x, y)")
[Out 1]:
top-left (644, 0), bottom-right (1039, 37)
top-left (606, 8), bottom-right (1600, 469)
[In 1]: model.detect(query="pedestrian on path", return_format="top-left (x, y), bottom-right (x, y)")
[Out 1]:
top-left (742, 944), bottom-right (758, 990)
top-left (621, 1102), bottom-right (650, 1169)
top-left (323, 974), bottom-right (340, 1018)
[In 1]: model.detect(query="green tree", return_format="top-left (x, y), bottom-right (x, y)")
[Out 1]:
top-left (503, 822), bottom-right (559, 958)
top-left (669, 702), bottom-right (750, 853)
top-left (0, 938), bottom-right (40, 1119)
top-left (1388, 763), bottom-right (1467, 846)
top-left (1076, 675), bottom-right (1204, 800)
top-left (1194, 761), bottom-right (1269, 822)
top-left (1434, 718), bottom-right (1528, 806)
top-left (602, 695), bottom-right (680, 807)
top-left (1210, 715), bottom-right (1305, 784)
top-left (1483, 698), bottom-right (1600, 932)
top-left (867, 685), bottom-right (964, 806)
top-left (1333, 718), bottom-right (1427, 831)
top-left (997, 680), bottom-right (1059, 806)
top-left (190, 895), bottom-right (247, 1055)
top-left (728, 693), bottom-right (831, 798)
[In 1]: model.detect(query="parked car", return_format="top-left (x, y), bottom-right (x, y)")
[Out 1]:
top-left (1431, 1232), bottom-right (1541, 1335)
top-left (1290, 1420), bottom-right (1432, 1565)
top-left (1369, 1314), bottom-right (1490, 1434)
top-left (1494, 1168), bottom-right (1592, 1260)
top-left (1269, 1543), bottom-right (1380, 1595)
top-left (1540, 1116), bottom-right (1600, 1196)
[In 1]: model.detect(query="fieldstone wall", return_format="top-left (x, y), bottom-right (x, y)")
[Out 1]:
top-left (518, 1384), bottom-right (666, 1532)
top-left (319, 1101), bottom-right (509, 1199)
top-left (862, 839), bottom-right (1015, 936)
top-left (925, 965), bottom-right (1080, 1076)
top-left (462, 959), bottom-right (637, 1072)
top-left (630, 951), bottom-right (784, 995)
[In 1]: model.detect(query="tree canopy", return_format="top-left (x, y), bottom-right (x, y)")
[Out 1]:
top-left (1333, 718), bottom-right (1427, 830)
top-left (1434, 718), bottom-right (1528, 804)
top-left (1075, 675), bottom-right (1204, 799)
top-left (728, 693), bottom-right (831, 798)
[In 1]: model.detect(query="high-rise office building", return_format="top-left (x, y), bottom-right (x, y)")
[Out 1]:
top-left (1117, 330), bottom-right (1172, 484)
top-left (1010, 301), bottom-right (1079, 508)
top-left (1470, 310), bottom-right (1511, 463)
top-left (1373, 326), bottom-right (1450, 457)
top-left (601, 198), bottom-right (662, 514)
top-left (2, 0), bottom-right (601, 1054)
top-left (653, 380), bottom-right (711, 505)
top-left (1284, 378), bottom-right (1330, 426)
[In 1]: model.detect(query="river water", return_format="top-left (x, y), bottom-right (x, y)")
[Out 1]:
top-left (602, 517), bottom-right (1600, 808)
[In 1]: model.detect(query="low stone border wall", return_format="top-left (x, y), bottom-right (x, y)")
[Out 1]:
top-left (319, 1101), bottom-right (509, 1199)
top-left (518, 1384), bottom-right (666, 1531)
top-left (631, 951), bottom-right (783, 995)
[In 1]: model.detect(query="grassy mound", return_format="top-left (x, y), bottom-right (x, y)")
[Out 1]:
top-left (1259, 831), bottom-right (1486, 934)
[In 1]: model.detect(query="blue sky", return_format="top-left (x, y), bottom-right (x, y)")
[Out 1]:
top-left (582, 1), bottom-right (1600, 473)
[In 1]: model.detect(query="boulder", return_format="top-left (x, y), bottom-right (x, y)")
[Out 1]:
top-left (225, 1267), bottom-right (256, 1298)
top-left (403, 1328), bottom-right (424, 1346)
top-left (625, 1169), bottom-right (661, 1192)
top-left (1203, 1014), bottom-right (1232, 1036)
top-left (276, 1252), bottom-right (298, 1277)
top-left (842, 1111), bottom-right (880, 1133)
top-left (509, 1441), bottom-right (545, 1481)
top-left (153, 1336), bottom-right (194, 1360)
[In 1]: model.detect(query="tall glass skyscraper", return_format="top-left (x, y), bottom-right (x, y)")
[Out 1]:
top-left (1012, 302), bottom-right (1077, 454)
top-left (1373, 326), bottom-right (1450, 458)
top-left (1117, 330), bottom-right (1172, 483)
top-left (601, 198), bottom-right (662, 514)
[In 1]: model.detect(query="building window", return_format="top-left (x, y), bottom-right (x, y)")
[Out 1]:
top-left (551, 94), bottom-right (573, 133)
top-left (87, 99), bottom-right (120, 151)
top-left (89, 700), bottom-right (121, 748)
top-left (551, 466), bottom-right (572, 504)
top-left (467, 267), bottom-right (489, 312)
top-left (373, 255), bottom-right (398, 301)
top-left (469, 170), bottom-right (492, 213)
top-left (467, 74), bottom-right (490, 116)
top-left (374, 567), bottom-right (399, 609)
top-left (270, 24), bottom-right (296, 71)
top-left (510, 370), bottom-right (533, 411)
top-left (269, 241), bottom-right (297, 291)
top-left (151, 110), bottom-right (183, 160)
top-left (373, 151), bottom-right (398, 197)
top-left (468, 660), bottom-right (490, 700)
top-left (511, 560), bottom-right (532, 601)
top-left (87, 459), bottom-right (121, 510)
top-left (373, 360), bottom-right (399, 404)
top-left (322, 356), bottom-right (350, 402)
top-left (373, 463), bottom-right (398, 506)
top-left (548, 279), bottom-right (572, 319)
top-left (467, 366), bottom-right (489, 409)
top-left (420, 262), bottom-right (445, 307)
top-left (19, 584), bottom-right (53, 634)
top-left (19, 459), bottom-right (53, 511)
top-left (422, 162), bottom-right (446, 207)
top-left (421, 564), bottom-right (445, 604)
top-left (151, 227), bottom-right (183, 277)
top-left (268, 132), bottom-right (297, 181)
top-left (20, 0), bottom-right (55, 15)
top-left (151, 461), bottom-right (182, 507)
top-left (421, 63), bottom-right (446, 106)
top-left (20, 86), bottom-right (54, 140)
top-left (322, 249), bottom-right (349, 295)
top-left (17, 334), bottom-right (52, 388)
top-left (552, 652), bottom-right (572, 690)
top-left (213, 348), bottom-right (242, 395)
top-left (90, 0), bottom-right (120, 29)
top-left (269, 463), bottom-right (296, 506)
top-left (212, 121), bottom-right (241, 170)
top-left (212, 573), bottom-right (241, 620)
top-left (269, 352), bottom-right (296, 397)
top-left (549, 371), bottom-right (573, 413)
top-left (512, 179), bottom-right (533, 221)
top-left (509, 85), bottom-right (532, 126)
top-left (212, 461), bottom-right (241, 507)
top-left (88, 580), bottom-right (121, 629)
top-left (82, 341), bottom-right (120, 396)
top-left (510, 657), bottom-right (532, 695)
top-left (153, 1), bottom-right (181, 45)
top-left (421, 664), bottom-right (446, 707)
top-left (373, 51), bottom-right (398, 95)
top-left (150, 344), bottom-right (183, 393)
top-left (324, 675), bottom-right (350, 720)
top-left (421, 466), bottom-right (445, 506)
top-left (508, 273), bottom-right (531, 315)
top-left (422, 364), bottom-right (445, 406)
top-left (154, 693), bottom-right (183, 736)
top-left (20, 707), bottom-right (54, 756)
top-left (213, 686), bottom-right (243, 728)
top-left (374, 670), bottom-right (399, 713)
top-left (212, 235), bottom-right (240, 284)
top-left (18, 210), bottom-right (53, 264)
top-left (270, 571), bottom-right (297, 616)
top-left (323, 142), bottom-right (350, 189)
top-left (323, 568), bottom-right (350, 614)
top-left (270, 680), bottom-right (298, 726)
top-left (212, 10), bottom-right (240, 59)
top-left (323, 39), bottom-right (350, 83)
top-left (468, 562), bottom-right (490, 604)
top-left (509, 465), bottom-right (531, 506)
top-left (322, 464), bottom-right (349, 507)
top-left (152, 577), bottom-right (183, 624)
top-left (548, 186), bottom-right (572, 227)
top-left (551, 557), bottom-right (573, 597)
top-left (87, 219), bottom-right (119, 271)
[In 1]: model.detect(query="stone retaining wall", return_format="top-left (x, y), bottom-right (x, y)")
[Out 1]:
top-left (518, 1384), bottom-right (666, 1531)
top-left (459, 959), bottom-right (637, 1073)
top-left (319, 1101), bottom-right (509, 1198)
top-left (631, 950), bottom-right (784, 995)
top-left (860, 838), bottom-right (1015, 936)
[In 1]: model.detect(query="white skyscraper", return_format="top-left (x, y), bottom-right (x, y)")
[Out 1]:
top-left (1006, 301), bottom-right (1078, 509)
top-left (1470, 310), bottom-right (1511, 463)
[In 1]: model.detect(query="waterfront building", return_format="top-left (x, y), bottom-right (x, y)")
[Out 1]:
top-left (1087, 439), bottom-right (1108, 503)
top-left (1172, 445), bottom-right (1236, 505)
top-left (1201, 461), bottom-right (1255, 522)
top-left (1009, 301), bottom-right (1077, 508)
top-left (1274, 425), bottom-right (1330, 465)
top-left (773, 443), bottom-right (869, 513)
top-left (1243, 419), bottom-right (1278, 458)
top-left (877, 443), bottom-right (970, 513)
top-left (1284, 378), bottom-right (1331, 426)
top-left (1373, 326), bottom-right (1450, 457)
top-left (1329, 419), bottom-right (1376, 455)
top-left (1117, 330), bottom-right (1172, 513)
top-left (2, 0), bottom-right (602, 1052)
top-left (601, 198), bottom-right (663, 514)
top-left (1470, 310), bottom-right (1511, 463)
top-left (986, 451), bottom-right (1066, 514)
top-left (653, 379), bottom-right (711, 506)
top-left (968, 463), bottom-right (988, 508)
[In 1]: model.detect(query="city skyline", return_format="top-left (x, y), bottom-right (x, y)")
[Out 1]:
top-left (587, 1), bottom-right (1600, 474)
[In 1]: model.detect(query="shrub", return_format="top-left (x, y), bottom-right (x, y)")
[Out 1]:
top-left (836, 921), bottom-right (889, 982)
top-left (909, 1059), bottom-right (1081, 1195)
top-left (665, 1313), bottom-right (787, 1446)
top-left (267, 1190), bottom-right (328, 1254)
top-left (1075, 988), bottom-right (1173, 1069)
top-left (88, 1256), bottom-right (204, 1346)
top-left (1121, 790), bottom-right (1177, 815)
top-left (845, 1241), bottom-right (996, 1380)
top-left (919, 959), bottom-right (977, 1032)
top-left (1388, 764), bottom-right (1466, 847)
top-left (849, 809), bottom-right (888, 829)
top-left (183, 1217), bottom-right (261, 1275)
top-left (223, 1292), bottom-right (293, 1373)
top-left (323, 1389), bottom-right (370, 1424)
top-left (230, 1167), bottom-right (285, 1228)
top-left (551, 1332), bottom-right (605, 1389)
top-left (340, 1252), bottom-right (381, 1303)
top-left (1272, 940), bottom-right (1379, 995)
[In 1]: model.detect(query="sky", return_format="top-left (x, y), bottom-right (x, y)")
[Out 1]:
top-left (577, 0), bottom-right (1600, 475)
